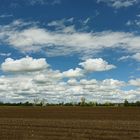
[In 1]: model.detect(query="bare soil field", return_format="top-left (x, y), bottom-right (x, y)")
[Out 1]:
top-left (0, 106), bottom-right (139, 140)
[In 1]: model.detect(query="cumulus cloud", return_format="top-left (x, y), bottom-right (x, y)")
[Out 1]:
top-left (0, 56), bottom-right (135, 103)
top-left (0, 68), bottom-right (138, 103)
top-left (67, 79), bottom-right (78, 86)
top-left (0, 75), bottom-right (127, 103)
top-left (62, 68), bottom-right (84, 78)
top-left (33, 74), bottom-right (49, 83)
top-left (80, 79), bottom-right (98, 85)
top-left (1, 56), bottom-right (49, 72)
top-left (80, 79), bottom-right (125, 90)
top-left (97, 0), bottom-right (138, 9)
top-left (132, 53), bottom-right (140, 62)
top-left (102, 79), bottom-right (125, 88)
top-left (1, 57), bottom-right (114, 78)
top-left (129, 78), bottom-right (140, 86)
top-left (79, 58), bottom-right (116, 72)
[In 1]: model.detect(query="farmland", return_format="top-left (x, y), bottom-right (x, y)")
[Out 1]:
top-left (0, 106), bottom-right (140, 140)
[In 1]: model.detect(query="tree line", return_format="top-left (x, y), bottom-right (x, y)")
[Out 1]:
top-left (0, 99), bottom-right (140, 107)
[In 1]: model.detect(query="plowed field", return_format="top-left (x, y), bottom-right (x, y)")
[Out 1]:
top-left (0, 107), bottom-right (139, 140)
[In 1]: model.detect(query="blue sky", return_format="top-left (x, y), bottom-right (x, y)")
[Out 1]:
top-left (0, 0), bottom-right (140, 103)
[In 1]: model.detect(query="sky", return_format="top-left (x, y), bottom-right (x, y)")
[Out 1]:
top-left (0, 0), bottom-right (140, 103)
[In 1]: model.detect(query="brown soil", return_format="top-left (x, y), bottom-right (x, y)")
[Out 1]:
top-left (0, 106), bottom-right (139, 140)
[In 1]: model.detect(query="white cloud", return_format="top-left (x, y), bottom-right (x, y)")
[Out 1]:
top-left (67, 79), bottom-right (78, 86)
top-left (1, 56), bottom-right (49, 72)
top-left (132, 53), bottom-right (140, 61)
top-left (1, 20), bottom-right (140, 58)
top-left (129, 78), bottom-right (140, 86)
top-left (0, 56), bottom-right (133, 103)
top-left (97, 0), bottom-right (138, 9)
top-left (80, 79), bottom-right (98, 85)
top-left (1, 57), bottom-right (114, 79)
top-left (119, 53), bottom-right (140, 62)
top-left (0, 70), bottom-right (139, 103)
top-left (79, 58), bottom-right (116, 72)
top-left (102, 79), bottom-right (125, 88)
top-left (1, 20), bottom-right (140, 59)
top-left (33, 74), bottom-right (49, 83)
top-left (62, 68), bottom-right (84, 78)
top-left (118, 55), bottom-right (131, 61)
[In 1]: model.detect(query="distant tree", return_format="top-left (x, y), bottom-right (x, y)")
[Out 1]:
top-left (135, 101), bottom-right (140, 106)
top-left (88, 101), bottom-right (97, 106)
top-left (24, 101), bottom-right (32, 106)
top-left (80, 97), bottom-right (86, 106)
top-left (33, 98), bottom-right (40, 106)
top-left (124, 99), bottom-right (129, 106)
top-left (40, 98), bottom-right (47, 106)
top-left (104, 102), bottom-right (114, 106)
